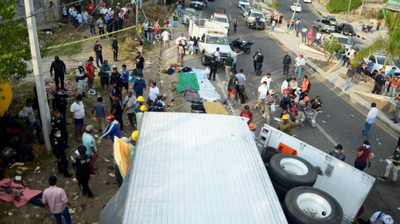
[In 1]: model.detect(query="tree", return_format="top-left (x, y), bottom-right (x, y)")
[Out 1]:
top-left (353, 11), bottom-right (400, 70)
top-left (267, 0), bottom-right (281, 12)
top-left (322, 36), bottom-right (345, 62)
top-left (0, 0), bottom-right (32, 84)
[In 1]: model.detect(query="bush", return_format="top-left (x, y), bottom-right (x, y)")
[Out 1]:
top-left (327, 0), bottom-right (362, 13)
top-left (377, 9), bottom-right (384, 20)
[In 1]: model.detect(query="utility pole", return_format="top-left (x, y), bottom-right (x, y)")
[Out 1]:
top-left (346, 0), bottom-right (352, 22)
top-left (287, 0), bottom-right (300, 32)
top-left (24, 0), bottom-right (52, 151)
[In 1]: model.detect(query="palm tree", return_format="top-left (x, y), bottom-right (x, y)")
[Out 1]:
top-left (352, 11), bottom-right (400, 71)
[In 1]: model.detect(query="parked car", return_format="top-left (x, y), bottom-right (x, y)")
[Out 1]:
top-left (241, 5), bottom-right (254, 17)
top-left (327, 33), bottom-right (353, 50)
top-left (245, 9), bottom-right (266, 29)
top-left (323, 16), bottom-right (338, 26)
top-left (335, 23), bottom-right (355, 36)
top-left (213, 7), bottom-right (226, 14)
top-left (290, 3), bottom-right (302, 12)
top-left (365, 53), bottom-right (400, 76)
top-left (312, 19), bottom-right (335, 32)
top-left (210, 13), bottom-right (230, 33)
top-left (238, 0), bottom-right (250, 8)
top-left (304, 0), bottom-right (312, 3)
top-left (182, 8), bottom-right (197, 24)
top-left (190, 0), bottom-right (207, 10)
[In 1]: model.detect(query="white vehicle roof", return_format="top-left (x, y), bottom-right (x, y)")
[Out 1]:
top-left (123, 113), bottom-right (288, 224)
top-left (213, 13), bottom-right (228, 18)
top-left (329, 33), bottom-right (349, 39)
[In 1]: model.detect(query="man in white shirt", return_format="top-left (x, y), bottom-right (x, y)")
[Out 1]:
top-left (260, 73), bottom-right (273, 90)
top-left (368, 211), bottom-right (393, 224)
top-left (161, 30), bottom-right (170, 47)
top-left (175, 33), bottom-right (187, 45)
top-left (70, 95), bottom-right (85, 143)
top-left (281, 78), bottom-right (289, 94)
top-left (122, 90), bottom-right (137, 128)
top-left (294, 54), bottom-right (306, 79)
top-left (23, 98), bottom-right (43, 143)
top-left (256, 81), bottom-right (269, 113)
top-left (312, 30), bottom-right (322, 48)
top-left (343, 45), bottom-right (355, 67)
top-left (148, 81), bottom-right (160, 103)
top-left (363, 102), bottom-right (378, 140)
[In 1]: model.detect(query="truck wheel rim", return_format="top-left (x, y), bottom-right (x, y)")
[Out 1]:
top-left (280, 158), bottom-right (308, 175)
top-left (297, 193), bottom-right (332, 218)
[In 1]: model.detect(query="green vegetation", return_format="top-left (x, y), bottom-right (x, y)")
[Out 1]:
top-left (267, 0), bottom-right (282, 11)
top-left (323, 37), bottom-right (345, 62)
top-left (353, 11), bottom-right (400, 70)
top-left (326, 0), bottom-right (362, 13)
top-left (0, 0), bottom-right (31, 83)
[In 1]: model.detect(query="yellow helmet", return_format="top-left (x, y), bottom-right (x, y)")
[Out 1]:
top-left (140, 105), bottom-right (147, 111)
top-left (282, 114), bottom-right (289, 120)
top-left (131, 130), bottom-right (139, 141)
top-left (137, 96), bottom-right (145, 102)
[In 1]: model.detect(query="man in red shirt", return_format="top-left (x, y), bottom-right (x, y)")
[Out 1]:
top-left (87, 1), bottom-right (95, 16)
top-left (354, 140), bottom-right (372, 171)
top-left (85, 56), bottom-right (96, 90)
top-left (240, 105), bottom-right (253, 124)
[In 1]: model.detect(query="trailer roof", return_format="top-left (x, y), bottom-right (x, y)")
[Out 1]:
top-left (123, 113), bottom-right (287, 224)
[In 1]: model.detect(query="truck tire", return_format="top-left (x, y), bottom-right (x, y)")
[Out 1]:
top-left (284, 187), bottom-right (343, 224)
top-left (269, 176), bottom-right (291, 201)
top-left (261, 146), bottom-right (281, 166)
top-left (201, 54), bottom-right (209, 66)
top-left (269, 154), bottom-right (317, 188)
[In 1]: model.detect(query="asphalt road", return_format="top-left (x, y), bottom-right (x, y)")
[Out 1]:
top-left (186, 0), bottom-right (400, 221)
top-left (277, 0), bottom-right (365, 46)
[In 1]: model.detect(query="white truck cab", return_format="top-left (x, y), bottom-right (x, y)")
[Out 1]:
top-left (188, 20), bottom-right (232, 66)
top-left (365, 53), bottom-right (400, 76)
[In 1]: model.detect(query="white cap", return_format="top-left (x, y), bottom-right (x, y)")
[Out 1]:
top-left (113, 65), bottom-right (117, 69)
top-left (382, 215), bottom-right (393, 224)
top-left (269, 90), bottom-right (274, 94)
top-left (78, 62), bottom-right (83, 66)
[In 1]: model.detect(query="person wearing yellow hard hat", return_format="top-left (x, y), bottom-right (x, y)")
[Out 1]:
top-left (277, 114), bottom-right (302, 135)
top-left (129, 130), bottom-right (139, 159)
top-left (136, 105), bottom-right (147, 131)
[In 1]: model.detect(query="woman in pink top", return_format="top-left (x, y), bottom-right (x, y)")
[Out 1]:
top-left (43, 176), bottom-right (73, 224)
top-left (307, 29), bottom-right (313, 45)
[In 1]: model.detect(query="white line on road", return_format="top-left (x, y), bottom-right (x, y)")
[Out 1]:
top-left (315, 122), bottom-right (337, 146)
top-left (229, 2), bottom-right (232, 6)
top-left (228, 14), bottom-right (232, 22)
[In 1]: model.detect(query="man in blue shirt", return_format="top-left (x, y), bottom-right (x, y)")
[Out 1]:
top-left (365, 59), bottom-right (374, 83)
top-left (177, 3), bottom-right (182, 17)
top-left (389, 67), bottom-right (397, 78)
top-left (133, 74), bottom-right (147, 97)
top-left (121, 64), bottom-right (130, 94)
top-left (82, 125), bottom-right (98, 175)
top-left (100, 60), bottom-right (111, 92)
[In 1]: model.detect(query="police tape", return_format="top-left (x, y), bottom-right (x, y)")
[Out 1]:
top-left (46, 25), bottom-right (188, 50)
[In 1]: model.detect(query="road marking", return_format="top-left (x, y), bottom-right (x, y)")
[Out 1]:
top-left (229, 14), bottom-right (232, 22)
top-left (230, 2), bottom-right (232, 6)
top-left (305, 66), bottom-right (398, 140)
top-left (316, 123), bottom-right (337, 145)
top-left (199, 11), bottom-right (202, 21)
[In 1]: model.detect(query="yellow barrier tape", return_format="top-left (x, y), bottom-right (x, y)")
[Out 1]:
top-left (46, 25), bottom-right (188, 50)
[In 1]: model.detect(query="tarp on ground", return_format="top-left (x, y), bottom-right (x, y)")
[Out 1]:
top-left (113, 137), bottom-right (134, 178)
top-left (176, 72), bottom-right (200, 93)
top-left (203, 101), bottom-right (228, 115)
top-left (193, 68), bottom-right (221, 102)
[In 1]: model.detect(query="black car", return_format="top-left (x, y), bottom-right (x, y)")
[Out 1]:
top-left (336, 23), bottom-right (355, 36)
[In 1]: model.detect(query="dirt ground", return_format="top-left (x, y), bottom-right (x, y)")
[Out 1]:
top-left (309, 58), bottom-right (337, 72)
top-left (0, 7), bottom-right (170, 223)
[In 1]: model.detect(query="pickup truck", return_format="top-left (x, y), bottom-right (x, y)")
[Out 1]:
top-left (188, 19), bottom-right (232, 66)
top-left (313, 18), bottom-right (335, 33)
top-left (365, 53), bottom-right (400, 76)
top-left (257, 124), bottom-right (375, 223)
top-left (245, 9), bottom-right (266, 29)
top-left (210, 13), bottom-right (230, 33)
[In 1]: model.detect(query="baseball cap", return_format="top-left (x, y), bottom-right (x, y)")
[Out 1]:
top-left (363, 140), bottom-right (370, 145)
top-left (113, 65), bottom-right (117, 69)
top-left (244, 105), bottom-right (250, 110)
top-left (335, 144), bottom-right (343, 150)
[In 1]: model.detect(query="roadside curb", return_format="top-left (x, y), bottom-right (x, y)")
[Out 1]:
top-left (269, 29), bottom-right (400, 135)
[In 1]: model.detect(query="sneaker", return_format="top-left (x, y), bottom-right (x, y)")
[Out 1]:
top-left (389, 179), bottom-right (396, 184)
top-left (87, 192), bottom-right (94, 198)
top-left (362, 130), bottom-right (365, 136)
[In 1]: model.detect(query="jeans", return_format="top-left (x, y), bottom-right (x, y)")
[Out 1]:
top-left (294, 66), bottom-right (303, 79)
top-left (53, 207), bottom-right (71, 224)
top-left (127, 112), bottom-right (136, 127)
top-left (256, 22), bottom-right (260, 30)
top-left (270, 25), bottom-right (275, 33)
top-left (96, 53), bottom-right (103, 67)
top-left (209, 68), bottom-right (217, 80)
top-left (193, 45), bottom-right (198, 54)
top-left (54, 73), bottom-right (65, 90)
top-left (178, 9), bottom-right (181, 17)
top-left (99, 27), bottom-right (105, 38)
top-left (364, 122), bottom-right (372, 139)
top-left (385, 163), bottom-right (400, 181)
top-left (345, 77), bottom-right (352, 90)
top-left (372, 84), bottom-right (383, 94)
top-left (342, 57), bottom-right (349, 66)
top-left (302, 34), bottom-right (306, 43)
top-left (87, 77), bottom-right (94, 89)
top-left (283, 64), bottom-right (289, 76)
top-left (232, 63), bottom-right (237, 74)
top-left (390, 86), bottom-right (398, 97)
top-left (136, 68), bottom-right (143, 77)
top-left (115, 114), bottom-right (124, 131)
top-left (89, 24), bottom-right (96, 34)
top-left (354, 160), bottom-right (367, 171)
top-left (296, 29), bottom-right (300, 37)
top-left (148, 32), bottom-right (154, 44)
top-left (113, 49), bottom-right (118, 61)
top-left (28, 120), bottom-right (42, 143)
